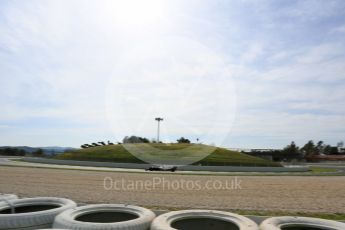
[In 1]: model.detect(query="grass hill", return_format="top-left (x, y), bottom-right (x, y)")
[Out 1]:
top-left (57, 143), bottom-right (280, 167)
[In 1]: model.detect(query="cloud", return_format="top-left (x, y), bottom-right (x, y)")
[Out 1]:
top-left (241, 43), bottom-right (264, 63)
top-left (332, 25), bottom-right (345, 34)
top-left (229, 40), bottom-right (345, 147)
top-left (0, 0), bottom-right (344, 148)
top-left (106, 36), bottom-right (237, 144)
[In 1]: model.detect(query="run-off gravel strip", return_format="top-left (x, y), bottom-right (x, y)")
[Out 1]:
top-left (0, 166), bottom-right (344, 213)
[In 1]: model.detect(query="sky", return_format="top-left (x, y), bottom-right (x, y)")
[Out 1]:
top-left (0, 0), bottom-right (345, 149)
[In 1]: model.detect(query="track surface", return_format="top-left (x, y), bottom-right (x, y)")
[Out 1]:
top-left (1, 166), bottom-right (345, 213)
top-left (0, 157), bottom-right (313, 175)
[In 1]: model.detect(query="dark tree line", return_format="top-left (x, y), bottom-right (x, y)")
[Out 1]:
top-left (0, 148), bottom-right (44, 157)
top-left (299, 140), bottom-right (342, 157)
top-left (176, 137), bottom-right (191, 143)
top-left (81, 136), bottom-right (193, 148)
top-left (0, 148), bottom-right (26, 156)
top-left (122, 136), bottom-right (191, 144)
top-left (249, 140), bottom-right (344, 162)
top-left (123, 136), bottom-right (150, 143)
top-left (81, 140), bottom-right (116, 148)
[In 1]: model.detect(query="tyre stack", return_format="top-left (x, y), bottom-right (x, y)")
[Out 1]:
top-left (0, 193), bottom-right (18, 201)
top-left (1, 194), bottom-right (345, 230)
top-left (0, 197), bottom-right (76, 230)
top-left (151, 209), bottom-right (259, 230)
top-left (259, 216), bottom-right (345, 230)
top-left (53, 204), bottom-right (156, 230)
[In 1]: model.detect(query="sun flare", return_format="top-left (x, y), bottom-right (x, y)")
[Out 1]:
top-left (104, 0), bottom-right (166, 27)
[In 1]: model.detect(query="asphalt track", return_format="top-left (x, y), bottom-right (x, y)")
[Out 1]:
top-left (1, 157), bottom-right (345, 176)
top-left (22, 157), bottom-right (311, 173)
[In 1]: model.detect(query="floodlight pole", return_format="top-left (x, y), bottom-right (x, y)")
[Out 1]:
top-left (155, 117), bottom-right (163, 142)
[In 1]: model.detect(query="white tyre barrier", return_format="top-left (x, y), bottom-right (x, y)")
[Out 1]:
top-left (53, 204), bottom-right (156, 230)
top-left (259, 216), bottom-right (345, 230)
top-left (150, 210), bottom-right (259, 230)
top-left (0, 193), bottom-right (18, 201)
top-left (0, 197), bottom-right (76, 230)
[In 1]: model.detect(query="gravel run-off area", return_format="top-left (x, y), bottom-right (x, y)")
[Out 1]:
top-left (1, 166), bottom-right (345, 214)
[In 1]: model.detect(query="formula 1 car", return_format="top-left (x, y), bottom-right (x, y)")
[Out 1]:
top-left (145, 165), bottom-right (178, 172)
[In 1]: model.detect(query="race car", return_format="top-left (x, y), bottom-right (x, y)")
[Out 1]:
top-left (145, 165), bottom-right (178, 172)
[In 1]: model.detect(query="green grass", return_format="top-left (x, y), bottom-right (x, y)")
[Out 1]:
top-left (236, 210), bottom-right (345, 221)
top-left (147, 205), bottom-right (345, 220)
top-left (144, 205), bottom-right (345, 221)
top-left (309, 166), bottom-right (338, 173)
top-left (57, 143), bottom-right (280, 167)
